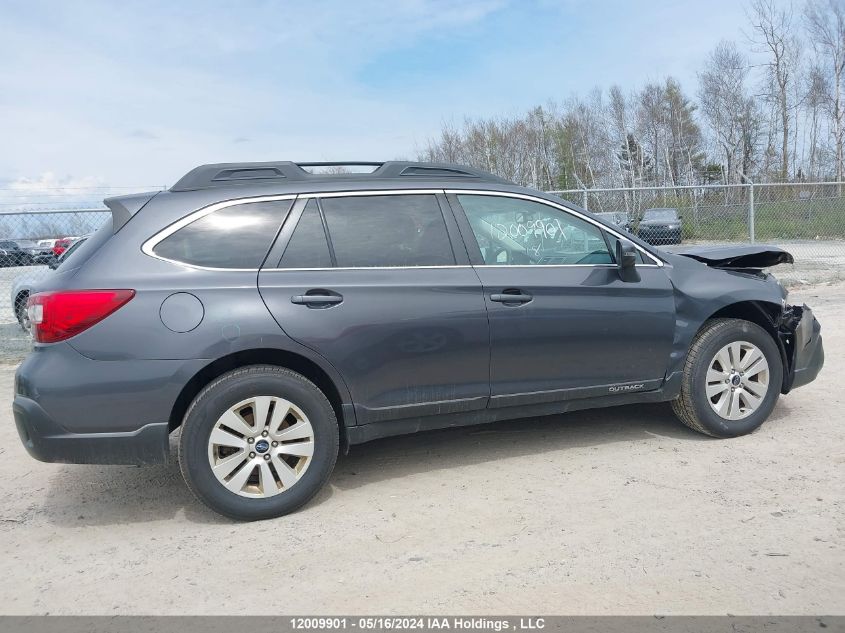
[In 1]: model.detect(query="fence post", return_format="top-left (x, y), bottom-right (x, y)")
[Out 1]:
top-left (582, 189), bottom-right (588, 211)
top-left (748, 183), bottom-right (755, 244)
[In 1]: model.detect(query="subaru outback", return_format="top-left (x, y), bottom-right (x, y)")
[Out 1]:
top-left (13, 161), bottom-right (824, 520)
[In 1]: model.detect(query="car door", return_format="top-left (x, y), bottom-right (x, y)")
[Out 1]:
top-left (258, 191), bottom-right (490, 425)
top-left (447, 190), bottom-right (676, 409)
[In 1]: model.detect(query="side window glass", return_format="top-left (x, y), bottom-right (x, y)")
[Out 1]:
top-left (153, 200), bottom-right (287, 268)
top-left (456, 194), bottom-right (613, 266)
top-left (321, 195), bottom-right (455, 267)
top-left (279, 200), bottom-right (333, 268)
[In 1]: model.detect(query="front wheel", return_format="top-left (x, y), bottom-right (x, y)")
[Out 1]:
top-left (672, 318), bottom-right (783, 438)
top-left (178, 366), bottom-right (339, 520)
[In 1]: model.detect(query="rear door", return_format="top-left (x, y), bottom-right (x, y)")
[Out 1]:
top-left (448, 191), bottom-right (676, 408)
top-left (258, 191), bottom-right (490, 425)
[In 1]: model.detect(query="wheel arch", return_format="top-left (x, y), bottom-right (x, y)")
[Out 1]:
top-left (13, 288), bottom-right (31, 326)
top-left (169, 348), bottom-right (355, 449)
top-left (14, 288), bottom-right (30, 310)
top-left (700, 299), bottom-right (789, 392)
top-left (707, 300), bottom-right (782, 336)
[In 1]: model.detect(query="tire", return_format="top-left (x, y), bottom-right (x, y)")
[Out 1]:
top-left (671, 318), bottom-right (783, 438)
top-left (178, 365), bottom-right (339, 520)
top-left (15, 292), bottom-right (30, 331)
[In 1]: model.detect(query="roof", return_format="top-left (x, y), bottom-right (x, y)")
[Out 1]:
top-left (169, 161), bottom-right (512, 192)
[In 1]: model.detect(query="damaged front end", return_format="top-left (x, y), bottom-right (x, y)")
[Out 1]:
top-left (672, 244), bottom-right (794, 270)
top-left (777, 303), bottom-right (824, 393)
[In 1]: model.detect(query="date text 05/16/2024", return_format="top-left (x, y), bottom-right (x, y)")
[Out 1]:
top-left (289, 618), bottom-right (546, 631)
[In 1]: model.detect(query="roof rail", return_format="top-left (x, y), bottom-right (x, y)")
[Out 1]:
top-left (169, 161), bottom-right (511, 191)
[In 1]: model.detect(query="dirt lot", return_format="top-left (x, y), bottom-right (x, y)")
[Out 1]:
top-left (0, 283), bottom-right (842, 616)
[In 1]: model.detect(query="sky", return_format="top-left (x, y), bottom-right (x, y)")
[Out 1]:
top-left (1, 0), bottom-right (768, 193)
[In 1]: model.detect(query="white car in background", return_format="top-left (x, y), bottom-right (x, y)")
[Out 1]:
top-left (10, 236), bottom-right (88, 330)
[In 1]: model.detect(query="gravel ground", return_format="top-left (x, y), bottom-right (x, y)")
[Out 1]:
top-left (0, 283), bottom-right (842, 615)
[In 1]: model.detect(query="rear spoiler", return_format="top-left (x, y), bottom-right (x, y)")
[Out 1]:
top-left (103, 191), bottom-right (159, 232)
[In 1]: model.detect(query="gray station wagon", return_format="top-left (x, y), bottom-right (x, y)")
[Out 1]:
top-left (13, 161), bottom-right (824, 520)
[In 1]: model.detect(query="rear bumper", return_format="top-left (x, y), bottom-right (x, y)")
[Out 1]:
top-left (782, 304), bottom-right (824, 392)
top-left (13, 395), bottom-right (169, 464)
top-left (13, 343), bottom-right (206, 465)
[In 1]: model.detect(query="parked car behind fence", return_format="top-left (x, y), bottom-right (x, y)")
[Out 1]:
top-left (10, 236), bottom-right (89, 330)
top-left (0, 240), bottom-right (32, 267)
top-left (637, 208), bottom-right (683, 245)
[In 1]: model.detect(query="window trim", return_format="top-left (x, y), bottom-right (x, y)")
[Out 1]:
top-left (141, 194), bottom-right (296, 271)
top-left (446, 189), bottom-right (664, 268)
top-left (276, 198), bottom-right (335, 269)
top-left (142, 188), bottom-right (664, 271)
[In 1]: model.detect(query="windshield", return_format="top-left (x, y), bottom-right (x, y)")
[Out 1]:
top-left (643, 209), bottom-right (678, 221)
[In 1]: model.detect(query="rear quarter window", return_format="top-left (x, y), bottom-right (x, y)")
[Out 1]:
top-left (152, 200), bottom-right (290, 268)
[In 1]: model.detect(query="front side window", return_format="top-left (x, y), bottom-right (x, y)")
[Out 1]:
top-left (457, 194), bottom-right (613, 265)
top-left (153, 200), bottom-right (289, 268)
top-left (320, 194), bottom-right (455, 267)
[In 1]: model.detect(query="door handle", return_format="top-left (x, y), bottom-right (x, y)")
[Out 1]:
top-left (291, 293), bottom-right (343, 307)
top-left (490, 291), bottom-right (533, 304)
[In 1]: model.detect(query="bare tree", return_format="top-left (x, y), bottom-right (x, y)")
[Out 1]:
top-left (748, 0), bottom-right (801, 180)
top-left (664, 78), bottom-right (705, 185)
top-left (739, 95), bottom-right (764, 179)
top-left (636, 83), bottom-right (666, 184)
top-left (804, 0), bottom-right (845, 183)
top-left (803, 65), bottom-right (830, 177)
top-left (699, 41), bottom-right (753, 182)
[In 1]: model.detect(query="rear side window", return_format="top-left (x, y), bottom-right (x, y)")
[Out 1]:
top-left (279, 199), bottom-right (333, 268)
top-left (153, 200), bottom-right (289, 268)
top-left (320, 194), bottom-right (455, 267)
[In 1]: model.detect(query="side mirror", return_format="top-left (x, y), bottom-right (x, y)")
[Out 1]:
top-left (615, 239), bottom-right (640, 282)
top-left (615, 239), bottom-right (637, 270)
top-left (47, 257), bottom-right (59, 270)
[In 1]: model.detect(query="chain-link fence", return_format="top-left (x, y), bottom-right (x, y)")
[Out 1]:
top-left (550, 182), bottom-right (845, 287)
top-left (0, 187), bottom-right (163, 359)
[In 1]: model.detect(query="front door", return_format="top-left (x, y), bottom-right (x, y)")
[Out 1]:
top-left (448, 191), bottom-right (676, 408)
top-left (258, 192), bottom-right (490, 424)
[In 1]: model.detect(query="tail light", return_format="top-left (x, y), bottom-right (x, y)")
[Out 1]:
top-left (27, 290), bottom-right (135, 343)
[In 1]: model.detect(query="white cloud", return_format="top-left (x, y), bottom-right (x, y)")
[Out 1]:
top-left (1, 0), bottom-right (507, 188)
top-left (0, 172), bottom-right (127, 211)
top-left (0, 0), bottom-right (764, 191)
top-left (8, 172), bottom-right (107, 195)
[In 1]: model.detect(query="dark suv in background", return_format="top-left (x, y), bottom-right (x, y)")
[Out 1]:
top-left (637, 207), bottom-right (683, 244)
top-left (13, 162), bottom-right (823, 520)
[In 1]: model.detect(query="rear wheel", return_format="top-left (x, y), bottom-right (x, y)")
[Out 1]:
top-left (15, 292), bottom-right (30, 331)
top-left (671, 318), bottom-right (783, 438)
top-left (178, 365), bottom-right (339, 520)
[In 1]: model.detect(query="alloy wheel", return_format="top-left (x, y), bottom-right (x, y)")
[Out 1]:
top-left (705, 341), bottom-right (770, 421)
top-left (207, 395), bottom-right (315, 498)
